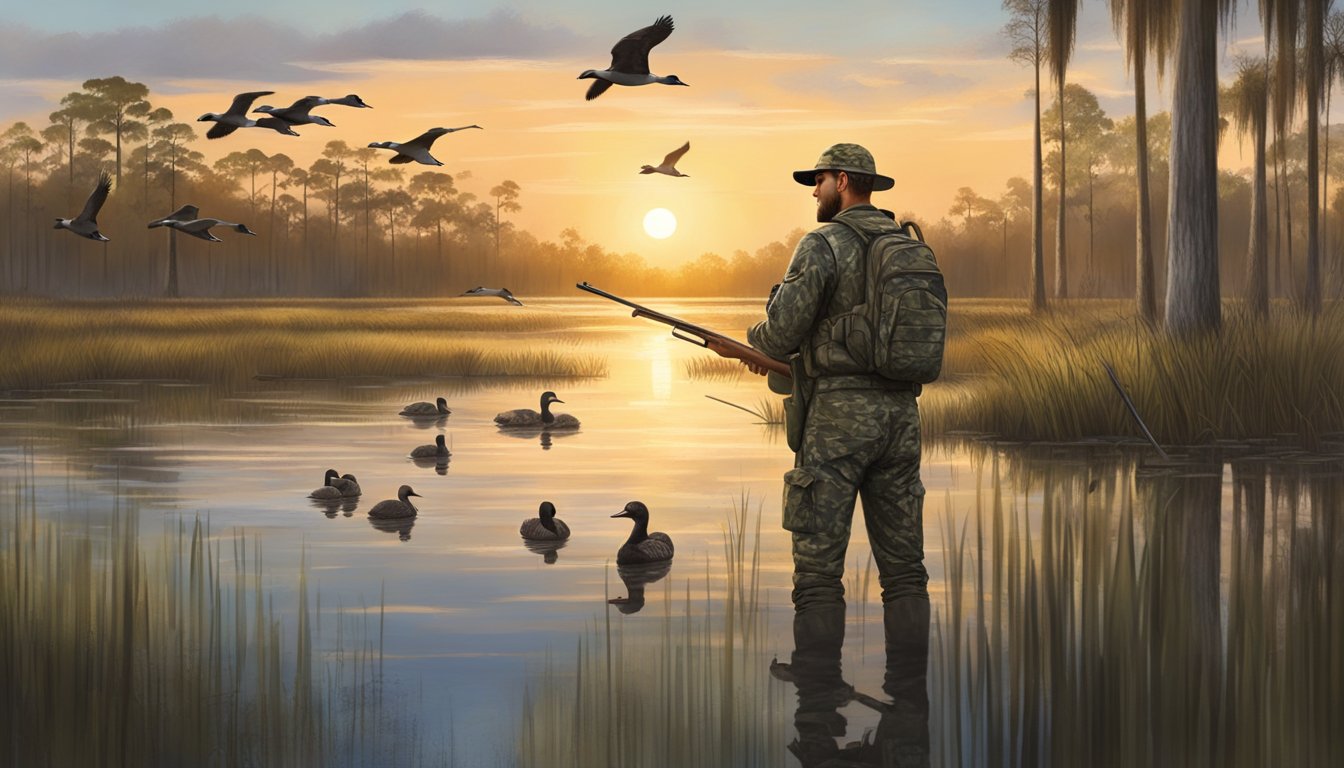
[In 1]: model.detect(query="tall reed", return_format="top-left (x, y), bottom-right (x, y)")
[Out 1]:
top-left (931, 450), bottom-right (1344, 766)
top-left (0, 471), bottom-right (432, 767)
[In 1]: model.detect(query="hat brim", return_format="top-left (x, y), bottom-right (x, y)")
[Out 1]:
top-left (792, 168), bottom-right (895, 191)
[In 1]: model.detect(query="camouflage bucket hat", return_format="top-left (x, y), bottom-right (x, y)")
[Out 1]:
top-left (792, 143), bottom-right (894, 191)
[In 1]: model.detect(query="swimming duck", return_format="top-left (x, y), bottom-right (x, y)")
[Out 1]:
top-left (400, 397), bottom-right (451, 417)
top-left (640, 141), bottom-right (690, 177)
top-left (579, 16), bottom-right (687, 100)
top-left (55, 173), bottom-right (112, 241)
top-left (612, 501), bottom-right (674, 565)
top-left (369, 485), bottom-right (421, 519)
top-left (520, 501), bottom-right (571, 541)
top-left (494, 391), bottom-right (579, 429)
top-left (333, 473), bottom-right (362, 497)
top-left (461, 286), bottom-right (523, 306)
top-left (254, 96), bottom-right (335, 127)
top-left (198, 91), bottom-right (275, 139)
top-left (149, 217), bottom-right (258, 242)
top-left (368, 125), bottom-right (481, 166)
top-left (309, 468), bottom-right (344, 499)
top-left (410, 434), bottom-right (451, 459)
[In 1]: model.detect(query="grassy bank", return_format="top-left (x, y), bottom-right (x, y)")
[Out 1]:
top-left (0, 476), bottom-right (432, 767)
top-left (925, 301), bottom-right (1344, 445)
top-left (0, 299), bottom-right (606, 388)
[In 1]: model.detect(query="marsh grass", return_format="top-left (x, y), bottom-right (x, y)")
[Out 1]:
top-left (704, 395), bottom-right (785, 426)
top-left (517, 495), bottom-right (786, 768)
top-left (1, 300), bottom-right (606, 388)
top-left (926, 302), bottom-right (1344, 444)
top-left (931, 453), bottom-right (1344, 767)
top-left (683, 357), bottom-right (746, 382)
top-left (0, 473), bottom-right (431, 767)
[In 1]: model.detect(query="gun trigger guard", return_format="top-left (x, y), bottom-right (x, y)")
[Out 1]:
top-left (671, 328), bottom-right (708, 348)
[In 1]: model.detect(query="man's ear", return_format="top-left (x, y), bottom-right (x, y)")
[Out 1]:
top-left (836, 171), bottom-right (849, 192)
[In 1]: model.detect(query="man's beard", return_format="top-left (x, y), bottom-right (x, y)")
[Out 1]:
top-left (816, 188), bottom-right (842, 222)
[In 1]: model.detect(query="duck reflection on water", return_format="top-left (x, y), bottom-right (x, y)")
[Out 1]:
top-left (523, 539), bottom-right (566, 564)
top-left (607, 560), bottom-right (671, 614)
top-left (770, 605), bottom-right (929, 767)
top-left (368, 515), bottom-right (414, 541)
top-left (311, 497), bottom-right (359, 518)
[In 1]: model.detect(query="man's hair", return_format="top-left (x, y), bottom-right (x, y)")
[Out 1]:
top-left (840, 171), bottom-right (875, 195)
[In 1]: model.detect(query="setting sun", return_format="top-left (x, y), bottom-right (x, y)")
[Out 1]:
top-left (643, 208), bottom-right (677, 240)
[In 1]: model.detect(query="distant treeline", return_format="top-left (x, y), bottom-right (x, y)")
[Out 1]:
top-left (0, 77), bottom-right (1340, 299)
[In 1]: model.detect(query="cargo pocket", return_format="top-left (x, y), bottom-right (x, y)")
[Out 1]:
top-left (782, 467), bottom-right (825, 533)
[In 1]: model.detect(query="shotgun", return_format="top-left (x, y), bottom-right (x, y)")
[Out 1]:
top-left (577, 282), bottom-right (790, 378)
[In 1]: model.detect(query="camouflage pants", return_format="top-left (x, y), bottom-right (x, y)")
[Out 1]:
top-left (782, 387), bottom-right (928, 611)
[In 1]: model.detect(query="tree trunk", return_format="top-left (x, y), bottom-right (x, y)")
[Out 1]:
top-left (1054, 66), bottom-right (1068, 299)
top-left (1247, 116), bottom-right (1269, 316)
top-left (1164, 0), bottom-right (1221, 335)
top-left (164, 231), bottom-right (180, 298)
top-left (1303, 1), bottom-right (1323, 314)
top-left (1032, 61), bottom-right (1047, 312)
top-left (1135, 45), bottom-right (1157, 323)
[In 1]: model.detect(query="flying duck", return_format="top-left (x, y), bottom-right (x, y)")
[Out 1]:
top-left (494, 391), bottom-right (579, 429)
top-left (147, 204), bottom-right (200, 228)
top-left (319, 94), bottom-right (372, 109)
top-left (410, 434), bottom-right (451, 459)
top-left (640, 141), bottom-right (690, 176)
top-left (148, 217), bottom-right (257, 242)
top-left (369, 485), bottom-right (421, 519)
top-left (400, 397), bottom-right (451, 417)
top-left (309, 468), bottom-right (345, 500)
top-left (55, 172), bottom-right (113, 241)
top-left (254, 96), bottom-right (335, 127)
top-left (198, 91), bottom-right (275, 139)
top-left (612, 501), bottom-right (674, 565)
top-left (368, 126), bottom-right (481, 166)
top-left (579, 16), bottom-right (687, 100)
top-left (461, 286), bottom-right (523, 306)
top-left (520, 501), bottom-right (571, 541)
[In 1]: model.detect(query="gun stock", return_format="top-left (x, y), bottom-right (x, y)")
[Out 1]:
top-left (578, 282), bottom-right (790, 378)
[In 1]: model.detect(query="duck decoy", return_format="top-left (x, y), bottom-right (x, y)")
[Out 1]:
top-left (333, 473), bottom-right (361, 497)
top-left (400, 397), bottom-right (451, 417)
top-left (198, 90), bottom-right (275, 139)
top-left (55, 172), bottom-right (112, 241)
top-left (612, 501), bottom-right (674, 565)
top-left (579, 15), bottom-right (687, 100)
top-left (495, 391), bottom-right (579, 429)
top-left (254, 96), bottom-right (335, 127)
top-left (608, 560), bottom-right (672, 613)
top-left (149, 217), bottom-right (257, 242)
top-left (309, 468), bottom-right (345, 499)
top-left (520, 501), bottom-right (571, 541)
top-left (640, 141), bottom-right (690, 177)
top-left (369, 485), bottom-right (420, 519)
top-left (461, 286), bottom-right (523, 306)
top-left (410, 434), bottom-right (451, 459)
top-left (318, 94), bottom-right (372, 109)
top-left (368, 126), bottom-right (481, 166)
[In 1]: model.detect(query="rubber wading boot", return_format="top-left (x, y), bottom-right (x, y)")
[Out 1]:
top-left (879, 597), bottom-right (931, 766)
top-left (776, 607), bottom-right (852, 764)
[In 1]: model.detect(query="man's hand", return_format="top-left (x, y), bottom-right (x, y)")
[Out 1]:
top-left (704, 338), bottom-right (769, 376)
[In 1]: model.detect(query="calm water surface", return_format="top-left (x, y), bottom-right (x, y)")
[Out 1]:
top-left (2, 298), bottom-right (1338, 766)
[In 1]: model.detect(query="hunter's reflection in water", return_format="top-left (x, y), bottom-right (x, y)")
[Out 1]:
top-left (368, 515), bottom-right (415, 541)
top-left (771, 605), bottom-right (929, 767)
top-left (523, 539), bottom-right (566, 564)
top-left (607, 561), bottom-right (672, 614)
top-left (312, 498), bottom-right (359, 518)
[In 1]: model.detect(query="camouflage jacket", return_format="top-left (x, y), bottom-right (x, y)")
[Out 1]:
top-left (747, 204), bottom-right (903, 379)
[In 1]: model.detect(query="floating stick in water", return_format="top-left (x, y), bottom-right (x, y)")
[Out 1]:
top-left (1102, 360), bottom-right (1170, 459)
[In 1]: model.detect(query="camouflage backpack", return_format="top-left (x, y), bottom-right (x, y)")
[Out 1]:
top-left (811, 220), bottom-right (947, 384)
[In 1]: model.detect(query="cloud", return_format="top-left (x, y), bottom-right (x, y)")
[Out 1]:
top-left (0, 11), bottom-right (591, 83)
